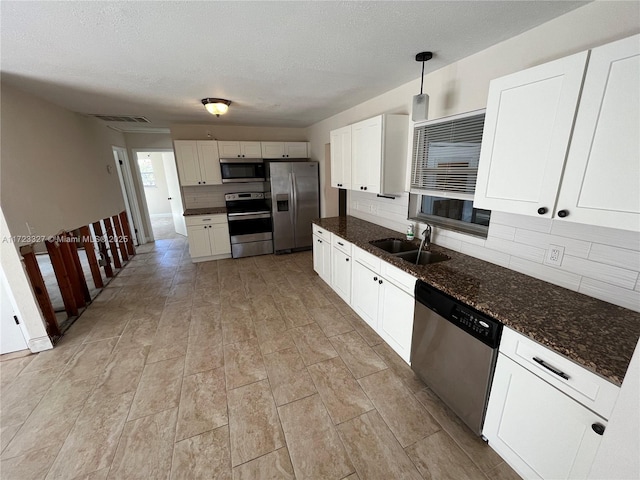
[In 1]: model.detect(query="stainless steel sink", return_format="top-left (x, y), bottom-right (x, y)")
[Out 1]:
top-left (369, 238), bottom-right (419, 254)
top-left (394, 250), bottom-right (450, 266)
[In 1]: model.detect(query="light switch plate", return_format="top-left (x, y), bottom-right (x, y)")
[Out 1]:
top-left (544, 244), bottom-right (565, 266)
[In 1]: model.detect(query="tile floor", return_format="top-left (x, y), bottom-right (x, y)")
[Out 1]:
top-left (0, 235), bottom-right (522, 479)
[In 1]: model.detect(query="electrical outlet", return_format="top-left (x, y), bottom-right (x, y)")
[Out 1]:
top-left (544, 244), bottom-right (565, 266)
top-left (371, 205), bottom-right (378, 215)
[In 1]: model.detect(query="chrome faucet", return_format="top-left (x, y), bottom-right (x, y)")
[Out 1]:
top-left (416, 224), bottom-right (432, 265)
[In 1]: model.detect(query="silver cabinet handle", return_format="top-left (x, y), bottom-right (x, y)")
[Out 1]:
top-left (533, 357), bottom-right (570, 380)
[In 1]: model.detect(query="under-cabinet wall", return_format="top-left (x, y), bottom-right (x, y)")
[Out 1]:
top-left (347, 191), bottom-right (640, 313)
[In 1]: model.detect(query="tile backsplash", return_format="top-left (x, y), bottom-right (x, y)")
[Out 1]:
top-left (348, 191), bottom-right (640, 313)
top-left (182, 183), bottom-right (266, 209)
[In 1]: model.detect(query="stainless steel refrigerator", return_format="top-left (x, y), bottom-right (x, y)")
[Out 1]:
top-left (268, 161), bottom-right (319, 253)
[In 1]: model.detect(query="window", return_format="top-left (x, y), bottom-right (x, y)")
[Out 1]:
top-left (409, 110), bottom-right (491, 237)
top-left (137, 157), bottom-right (156, 187)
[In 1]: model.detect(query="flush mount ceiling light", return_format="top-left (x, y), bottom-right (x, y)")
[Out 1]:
top-left (202, 98), bottom-right (231, 117)
top-left (412, 51), bottom-right (433, 122)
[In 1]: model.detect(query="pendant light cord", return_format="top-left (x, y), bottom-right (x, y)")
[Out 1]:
top-left (420, 60), bottom-right (425, 95)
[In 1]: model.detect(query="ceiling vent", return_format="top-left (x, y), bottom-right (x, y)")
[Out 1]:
top-left (91, 115), bottom-right (150, 123)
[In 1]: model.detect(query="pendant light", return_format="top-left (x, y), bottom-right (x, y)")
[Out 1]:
top-left (202, 98), bottom-right (231, 117)
top-left (412, 52), bottom-right (432, 122)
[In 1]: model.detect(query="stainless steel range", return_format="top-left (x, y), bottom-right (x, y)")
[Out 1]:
top-left (225, 192), bottom-right (273, 258)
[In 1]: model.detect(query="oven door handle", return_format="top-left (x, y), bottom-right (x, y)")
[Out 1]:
top-left (227, 213), bottom-right (272, 221)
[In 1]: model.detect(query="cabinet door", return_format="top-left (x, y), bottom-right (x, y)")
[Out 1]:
top-left (313, 235), bottom-right (324, 277)
top-left (331, 248), bottom-right (352, 304)
top-left (284, 142), bottom-right (309, 158)
top-left (556, 34), bottom-right (640, 231)
top-left (261, 142), bottom-right (286, 159)
top-left (321, 238), bottom-right (332, 284)
top-left (240, 142), bottom-right (262, 158)
top-left (352, 116), bottom-right (382, 194)
top-left (197, 141), bottom-right (222, 185)
top-left (378, 280), bottom-right (414, 364)
top-left (484, 354), bottom-right (607, 480)
top-left (218, 141), bottom-right (241, 158)
top-left (187, 225), bottom-right (212, 258)
top-left (210, 223), bottom-right (231, 255)
top-left (174, 140), bottom-right (202, 186)
top-left (330, 126), bottom-right (352, 189)
top-left (474, 52), bottom-right (588, 216)
top-left (352, 261), bottom-right (380, 330)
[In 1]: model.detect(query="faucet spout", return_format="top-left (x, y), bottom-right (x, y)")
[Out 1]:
top-left (416, 224), bottom-right (432, 265)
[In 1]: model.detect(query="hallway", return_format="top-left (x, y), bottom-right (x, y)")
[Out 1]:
top-left (0, 238), bottom-right (519, 479)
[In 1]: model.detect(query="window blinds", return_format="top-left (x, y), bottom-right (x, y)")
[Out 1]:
top-left (410, 112), bottom-right (485, 200)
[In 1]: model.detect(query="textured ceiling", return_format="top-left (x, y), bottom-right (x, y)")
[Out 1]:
top-left (1, 1), bottom-right (587, 128)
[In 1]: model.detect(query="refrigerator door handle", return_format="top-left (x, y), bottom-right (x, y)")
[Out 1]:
top-left (291, 172), bottom-right (298, 235)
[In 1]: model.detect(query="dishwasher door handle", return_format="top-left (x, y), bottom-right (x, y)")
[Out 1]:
top-left (533, 357), bottom-right (570, 380)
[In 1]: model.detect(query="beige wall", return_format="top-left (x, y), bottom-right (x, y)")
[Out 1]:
top-left (170, 124), bottom-right (308, 141)
top-left (307, 0), bottom-right (640, 217)
top-left (139, 152), bottom-right (171, 215)
top-left (1, 83), bottom-right (127, 238)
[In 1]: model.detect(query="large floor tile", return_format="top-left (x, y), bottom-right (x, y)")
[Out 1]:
top-left (108, 407), bottom-right (177, 480)
top-left (94, 345), bottom-right (149, 396)
top-left (176, 367), bottom-right (228, 441)
top-left (184, 341), bottom-right (223, 376)
top-left (61, 337), bottom-right (117, 382)
top-left (307, 357), bottom-right (374, 425)
top-left (223, 339), bottom-right (267, 391)
top-left (275, 298), bottom-right (314, 329)
top-left (336, 410), bottom-right (422, 480)
top-left (171, 426), bottom-right (232, 480)
top-left (414, 388), bottom-right (504, 473)
top-left (188, 306), bottom-right (222, 341)
top-left (254, 319), bottom-right (296, 356)
top-left (0, 367), bottom-right (61, 428)
top-left (0, 355), bottom-right (34, 388)
top-left (127, 356), bottom-right (184, 421)
top-left (0, 446), bottom-right (59, 480)
top-left (486, 462), bottom-right (523, 480)
top-left (250, 295), bottom-right (283, 322)
top-left (330, 330), bottom-right (387, 379)
top-left (308, 305), bottom-right (354, 338)
top-left (358, 369), bottom-right (440, 447)
top-left (232, 446), bottom-right (295, 480)
top-left (227, 379), bottom-right (284, 467)
top-left (405, 430), bottom-right (487, 480)
top-left (263, 347), bottom-right (317, 406)
top-left (290, 323), bottom-right (338, 366)
top-left (371, 341), bottom-right (425, 393)
top-left (45, 390), bottom-right (134, 479)
top-left (278, 394), bottom-right (354, 480)
top-left (0, 423), bottom-right (21, 453)
top-left (20, 343), bottom-right (79, 374)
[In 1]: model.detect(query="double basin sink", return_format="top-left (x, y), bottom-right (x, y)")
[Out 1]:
top-left (369, 238), bottom-right (450, 266)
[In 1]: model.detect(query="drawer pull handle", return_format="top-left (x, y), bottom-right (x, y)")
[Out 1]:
top-left (338, 242), bottom-right (344, 246)
top-left (533, 357), bottom-right (570, 380)
top-left (591, 423), bottom-right (605, 435)
top-left (202, 218), bottom-right (211, 221)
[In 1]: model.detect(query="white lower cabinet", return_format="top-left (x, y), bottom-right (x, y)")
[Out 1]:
top-left (352, 261), bottom-right (381, 330)
top-left (312, 233), bottom-right (331, 283)
top-left (331, 235), bottom-right (352, 303)
top-left (484, 328), bottom-right (620, 479)
top-left (185, 214), bottom-right (231, 262)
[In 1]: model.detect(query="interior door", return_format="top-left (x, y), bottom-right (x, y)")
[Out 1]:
top-left (292, 162), bottom-right (319, 249)
top-left (1, 275), bottom-right (28, 354)
top-left (162, 152), bottom-right (187, 236)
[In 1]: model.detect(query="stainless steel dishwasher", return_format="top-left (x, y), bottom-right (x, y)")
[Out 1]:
top-left (411, 280), bottom-right (503, 436)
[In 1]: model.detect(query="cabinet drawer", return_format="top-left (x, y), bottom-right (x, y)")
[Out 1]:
top-left (185, 214), bottom-right (227, 226)
top-left (380, 262), bottom-right (417, 295)
top-left (500, 327), bottom-right (619, 419)
top-left (332, 234), bottom-right (352, 256)
top-left (312, 224), bottom-right (330, 238)
top-left (353, 246), bottom-right (381, 272)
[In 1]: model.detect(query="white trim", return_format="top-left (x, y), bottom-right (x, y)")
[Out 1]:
top-left (112, 146), bottom-right (146, 244)
top-left (28, 336), bottom-right (54, 352)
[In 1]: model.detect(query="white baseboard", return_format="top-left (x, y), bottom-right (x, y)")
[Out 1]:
top-left (28, 335), bottom-right (53, 352)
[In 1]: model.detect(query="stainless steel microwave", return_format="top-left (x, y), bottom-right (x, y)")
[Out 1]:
top-left (220, 158), bottom-right (266, 183)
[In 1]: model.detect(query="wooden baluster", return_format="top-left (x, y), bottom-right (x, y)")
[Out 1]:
top-left (111, 214), bottom-right (129, 262)
top-left (45, 237), bottom-right (79, 317)
top-left (119, 211), bottom-right (136, 256)
top-left (19, 245), bottom-right (60, 337)
top-left (65, 231), bottom-right (91, 303)
top-left (103, 217), bottom-right (122, 269)
top-left (79, 225), bottom-right (103, 289)
top-left (92, 221), bottom-right (113, 278)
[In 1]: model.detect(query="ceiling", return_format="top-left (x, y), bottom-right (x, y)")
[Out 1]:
top-left (1, 1), bottom-right (588, 129)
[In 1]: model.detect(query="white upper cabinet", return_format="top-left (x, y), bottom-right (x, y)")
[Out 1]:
top-left (557, 35), bottom-right (640, 231)
top-left (174, 140), bottom-right (221, 186)
top-left (330, 125), bottom-right (352, 189)
top-left (217, 141), bottom-right (262, 158)
top-left (475, 34), bottom-right (640, 231)
top-left (261, 142), bottom-right (309, 159)
top-left (474, 51), bottom-right (588, 216)
top-left (331, 114), bottom-right (408, 195)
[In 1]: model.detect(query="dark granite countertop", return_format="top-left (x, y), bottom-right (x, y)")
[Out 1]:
top-left (314, 216), bottom-right (640, 386)
top-left (183, 207), bottom-right (227, 216)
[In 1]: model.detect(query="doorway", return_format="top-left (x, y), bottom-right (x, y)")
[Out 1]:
top-left (113, 146), bottom-right (144, 245)
top-left (135, 151), bottom-right (186, 240)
